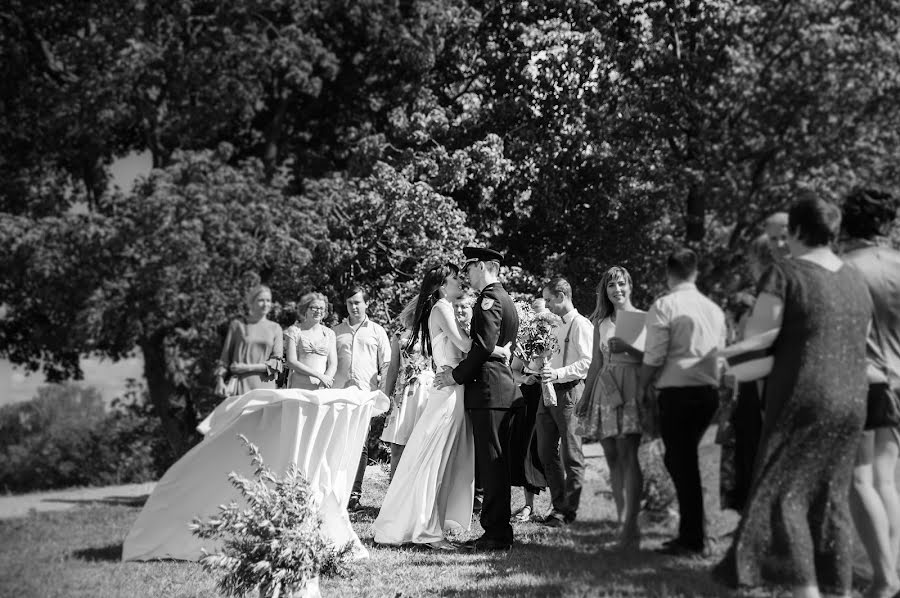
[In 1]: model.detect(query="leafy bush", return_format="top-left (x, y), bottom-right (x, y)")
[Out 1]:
top-left (190, 435), bottom-right (352, 598)
top-left (0, 383), bottom-right (174, 493)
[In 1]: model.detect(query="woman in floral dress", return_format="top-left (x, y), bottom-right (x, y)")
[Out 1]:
top-left (380, 298), bottom-right (433, 480)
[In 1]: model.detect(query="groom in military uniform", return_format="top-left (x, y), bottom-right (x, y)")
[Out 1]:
top-left (436, 246), bottom-right (521, 550)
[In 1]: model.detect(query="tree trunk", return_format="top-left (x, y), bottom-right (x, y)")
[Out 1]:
top-left (684, 184), bottom-right (705, 243)
top-left (140, 334), bottom-right (190, 456)
top-left (263, 91), bottom-right (290, 180)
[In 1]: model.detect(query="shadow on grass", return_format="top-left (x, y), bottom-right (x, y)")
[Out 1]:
top-left (73, 543), bottom-right (124, 562)
top-left (42, 494), bottom-right (149, 507)
top-left (437, 520), bottom-right (734, 598)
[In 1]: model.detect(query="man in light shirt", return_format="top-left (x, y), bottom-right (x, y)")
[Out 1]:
top-left (332, 284), bottom-right (391, 511)
top-left (638, 248), bottom-right (726, 556)
top-left (538, 278), bottom-right (594, 527)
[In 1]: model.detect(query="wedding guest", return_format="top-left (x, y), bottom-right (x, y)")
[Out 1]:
top-left (334, 285), bottom-right (392, 511)
top-left (638, 248), bottom-right (726, 556)
top-left (509, 297), bottom-right (549, 523)
top-left (843, 187), bottom-right (900, 598)
top-left (380, 298), bottom-right (431, 480)
top-left (453, 290), bottom-right (476, 331)
top-left (213, 285), bottom-right (283, 398)
top-left (718, 234), bottom-right (777, 513)
top-left (579, 266), bottom-right (646, 549)
top-left (715, 196), bottom-right (872, 598)
top-left (538, 278), bottom-right (593, 527)
top-left (764, 211), bottom-right (790, 257)
top-left (283, 292), bottom-right (337, 390)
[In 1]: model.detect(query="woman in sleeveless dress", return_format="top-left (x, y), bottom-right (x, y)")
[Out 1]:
top-left (373, 263), bottom-right (508, 550)
top-left (579, 266), bottom-right (646, 549)
top-left (284, 292), bottom-right (337, 391)
top-left (381, 298), bottom-right (432, 480)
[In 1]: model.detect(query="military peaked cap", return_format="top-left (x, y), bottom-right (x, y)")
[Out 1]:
top-left (461, 246), bottom-right (504, 269)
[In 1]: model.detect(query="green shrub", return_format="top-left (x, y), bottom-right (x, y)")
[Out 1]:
top-left (191, 435), bottom-right (352, 598)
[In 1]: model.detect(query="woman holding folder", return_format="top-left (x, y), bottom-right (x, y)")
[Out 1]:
top-left (579, 266), bottom-right (647, 550)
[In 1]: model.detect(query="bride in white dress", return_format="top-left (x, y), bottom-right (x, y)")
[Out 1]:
top-left (373, 263), bottom-right (507, 550)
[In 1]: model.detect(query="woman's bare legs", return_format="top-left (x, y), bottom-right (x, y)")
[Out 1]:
top-left (389, 443), bottom-right (405, 481)
top-left (618, 434), bottom-right (643, 548)
top-left (850, 430), bottom-right (900, 597)
top-left (600, 438), bottom-right (624, 524)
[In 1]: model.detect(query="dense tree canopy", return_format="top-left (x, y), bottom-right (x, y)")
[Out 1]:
top-left (2, 0), bottom-right (899, 451)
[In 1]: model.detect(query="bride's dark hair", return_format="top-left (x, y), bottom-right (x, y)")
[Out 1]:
top-left (408, 262), bottom-right (459, 356)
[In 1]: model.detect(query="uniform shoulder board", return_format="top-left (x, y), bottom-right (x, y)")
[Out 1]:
top-left (480, 297), bottom-right (495, 310)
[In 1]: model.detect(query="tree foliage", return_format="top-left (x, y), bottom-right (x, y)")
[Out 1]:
top-left (2, 0), bottom-right (900, 452)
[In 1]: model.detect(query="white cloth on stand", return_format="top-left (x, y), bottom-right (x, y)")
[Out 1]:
top-left (123, 387), bottom-right (388, 562)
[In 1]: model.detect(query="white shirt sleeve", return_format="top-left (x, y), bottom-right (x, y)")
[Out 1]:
top-left (556, 316), bottom-right (594, 383)
top-left (642, 300), bottom-right (670, 367)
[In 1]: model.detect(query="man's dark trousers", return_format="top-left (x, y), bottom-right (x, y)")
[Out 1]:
top-left (658, 385), bottom-right (719, 549)
top-left (536, 379), bottom-right (585, 521)
top-left (469, 407), bottom-right (519, 544)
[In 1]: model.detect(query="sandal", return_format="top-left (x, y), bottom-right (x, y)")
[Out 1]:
top-left (511, 505), bottom-right (533, 522)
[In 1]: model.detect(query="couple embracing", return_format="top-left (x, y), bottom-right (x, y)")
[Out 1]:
top-left (374, 247), bottom-right (521, 551)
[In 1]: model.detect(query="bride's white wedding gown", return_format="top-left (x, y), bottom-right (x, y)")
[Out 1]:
top-left (373, 300), bottom-right (474, 544)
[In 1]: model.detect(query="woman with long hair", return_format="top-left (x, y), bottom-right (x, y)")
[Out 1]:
top-left (380, 297), bottom-right (432, 480)
top-left (578, 266), bottom-right (646, 550)
top-left (374, 263), bottom-right (508, 550)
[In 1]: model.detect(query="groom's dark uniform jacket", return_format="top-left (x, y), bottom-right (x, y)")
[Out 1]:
top-left (452, 282), bottom-right (521, 410)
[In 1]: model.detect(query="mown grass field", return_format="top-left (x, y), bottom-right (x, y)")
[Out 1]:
top-left (0, 440), bottom-right (876, 597)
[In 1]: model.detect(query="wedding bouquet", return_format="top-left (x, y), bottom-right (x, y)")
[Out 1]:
top-left (514, 300), bottom-right (563, 406)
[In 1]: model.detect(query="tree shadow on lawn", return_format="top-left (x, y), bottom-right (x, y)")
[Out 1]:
top-left (438, 519), bottom-right (735, 598)
top-left (72, 543), bottom-right (125, 563)
top-left (42, 494), bottom-right (149, 507)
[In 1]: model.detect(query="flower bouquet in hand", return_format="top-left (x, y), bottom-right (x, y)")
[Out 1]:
top-left (514, 301), bottom-right (563, 407)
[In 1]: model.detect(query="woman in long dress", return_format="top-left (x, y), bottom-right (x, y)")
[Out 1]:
top-left (578, 266), bottom-right (646, 550)
top-left (380, 298), bottom-right (432, 480)
top-left (715, 196), bottom-right (872, 598)
top-left (284, 292), bottom-right (337, 391)
top-left (373, 263), bottom-right (507, 550)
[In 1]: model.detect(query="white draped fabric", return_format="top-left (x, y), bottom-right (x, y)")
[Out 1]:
top-left (122, 387), bottom-right (389, 562)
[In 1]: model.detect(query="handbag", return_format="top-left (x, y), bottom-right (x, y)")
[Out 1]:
top-left (222, 376), bottom-right (239, 397)
top-left (718, 328), bottom-right (779, 382)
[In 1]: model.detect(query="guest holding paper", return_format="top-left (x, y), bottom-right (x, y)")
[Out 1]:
top-left (639, 248), bottom-right (726, 557)
top-left (579, 266), bottom-right (646, 549)
top-left (715, 196), bottom-right (872, 598)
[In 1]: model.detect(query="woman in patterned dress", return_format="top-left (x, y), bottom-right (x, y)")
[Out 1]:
top-left (380, 298), bottom-right (432, 480)
top-left (579, 266), bottom-right (646, 549)
top-left (283, 292), bottom-right (337, 391)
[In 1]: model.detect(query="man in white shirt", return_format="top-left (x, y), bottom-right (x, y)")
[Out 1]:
top-left (638, 248), bottom-right (726, 556)
top-left (538, 278), bottom-right (594, 527)
top-left (332, 285), bottom-right (391, 511)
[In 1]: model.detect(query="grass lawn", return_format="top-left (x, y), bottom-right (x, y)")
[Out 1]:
top-left (0, 440), bottom-right (870, 598)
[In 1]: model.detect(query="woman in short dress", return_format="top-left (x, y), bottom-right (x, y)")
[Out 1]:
top-left (213, 285), bottom-right (284, 398)
top-left (380, 298), bottom-right (432, 480)
top-left (579, 266), bottom-right (645, 550)
top-left (283, 292), bottom-right (337, 391)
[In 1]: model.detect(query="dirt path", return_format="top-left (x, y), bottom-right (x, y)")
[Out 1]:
top-left (0, 482), bottom-right (157, 519)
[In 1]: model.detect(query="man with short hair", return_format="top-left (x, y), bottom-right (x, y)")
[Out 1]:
top-left (639, 248), bottom-right (726, 556)
top-left (333, 285), bottom-right (391, 511)
top-left (435, 246), bottom-right (521, 550)
top-left (536, 277), bottom-right (593, 527)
